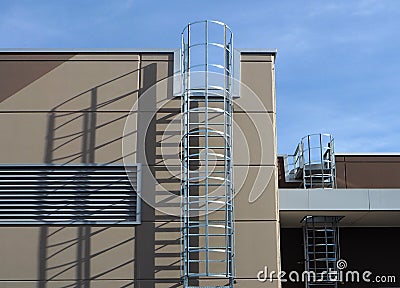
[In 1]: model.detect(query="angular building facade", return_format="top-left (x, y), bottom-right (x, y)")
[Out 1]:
top-left (0, 22), bottom-right (399, 288)
top-left (0, 40), bottom-right (279, 288)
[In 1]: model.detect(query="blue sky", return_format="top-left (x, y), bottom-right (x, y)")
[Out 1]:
top-left (1, 0), bottom-right (400, 154)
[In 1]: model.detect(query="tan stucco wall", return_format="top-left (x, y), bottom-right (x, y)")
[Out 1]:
top-left (0, 51), bottom-right (279, 287)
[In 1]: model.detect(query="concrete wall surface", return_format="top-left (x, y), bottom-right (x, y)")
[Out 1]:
top-left (0, 51), bottom-right (279, 287)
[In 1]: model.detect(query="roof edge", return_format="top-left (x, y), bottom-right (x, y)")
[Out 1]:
top-left (335, 152), bottom-right (400, 156)
top-left (0, 48), bottom-right (278, 54)
top-left (0, 48), bottom-right (178, 53)
top-left (238, 48), bottom-right (278, 55)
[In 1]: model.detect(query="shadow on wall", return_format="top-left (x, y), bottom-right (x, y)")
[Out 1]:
top-left (44, 65), bottom-right (141, 165)
top-left (37, 226), bottom-right (135, 288)
top-left (37, 58), bottom-right (183, 287)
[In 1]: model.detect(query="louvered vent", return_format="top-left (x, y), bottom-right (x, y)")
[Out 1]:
top-left (0, 165), bottom-right (141, 225)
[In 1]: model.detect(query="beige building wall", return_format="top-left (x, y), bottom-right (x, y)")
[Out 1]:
top-left (0, 51), bottom-right (279, 287)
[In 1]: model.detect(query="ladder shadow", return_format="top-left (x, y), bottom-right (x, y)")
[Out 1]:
top-left (39, 63), bottom-right (149, 288)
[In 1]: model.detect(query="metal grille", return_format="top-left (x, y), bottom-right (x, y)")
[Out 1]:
top-left (0, 164), bottom-right (141, 225)
top-left (303, 216), bottom-right (341, 288)
top-left (181, 20), bottom-right (235, 288)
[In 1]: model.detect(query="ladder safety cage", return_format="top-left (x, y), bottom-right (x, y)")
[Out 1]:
top-left (302, 216), bottom-right (342, 288)
top-left (180, 20), bottom-right (235, 288)
top-left (292, 134), bottom-right (336, 189)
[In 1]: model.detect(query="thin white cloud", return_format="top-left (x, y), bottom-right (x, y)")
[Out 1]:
top-left (307, 2), bottom-right (349, 17)
top-left (352, 0), bottom-right (388, 16)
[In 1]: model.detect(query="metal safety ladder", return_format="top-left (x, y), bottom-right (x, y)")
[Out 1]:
top-left (303, 216), bottom-right (342, 288)
top-left (287, 134), bottom-right (336, 189)
top-left (180, 20), bottom-right (235, 288)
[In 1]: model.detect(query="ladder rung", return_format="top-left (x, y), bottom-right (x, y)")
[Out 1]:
top-left (189, 123), bottom-right (227, 125)
top-left (187, 248), bottom-right (231, 253)
top-left (187, 147), bottom-right (228, 149)
top-left (309, 258), bottom-right (337, 261)
top-left (186, 209), bottom-right (231, 212)
top-left (187, 195), bottom-right (228, 198)
top-left (188, 233), bottom-right (228, 236)
top-left (187, 224), bottom-right (232, 229)
top-left (185, 286), bottom-right (232, 288)
top-left (186, 159), bottom-right (231, 162)
top-left (187, 134), bottom-right (231, 138)
top-left (306, 228), bottom-right (335, 230)
top-left (188, 259), bottom-right (228, 263)
top-left (189, 183), bottom-right (226, 186)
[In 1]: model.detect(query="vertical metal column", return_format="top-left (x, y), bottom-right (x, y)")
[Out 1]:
top-left (303, 216), bottom-right (341, 288)
top-left (181, 20), bottom-right (235, 288)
